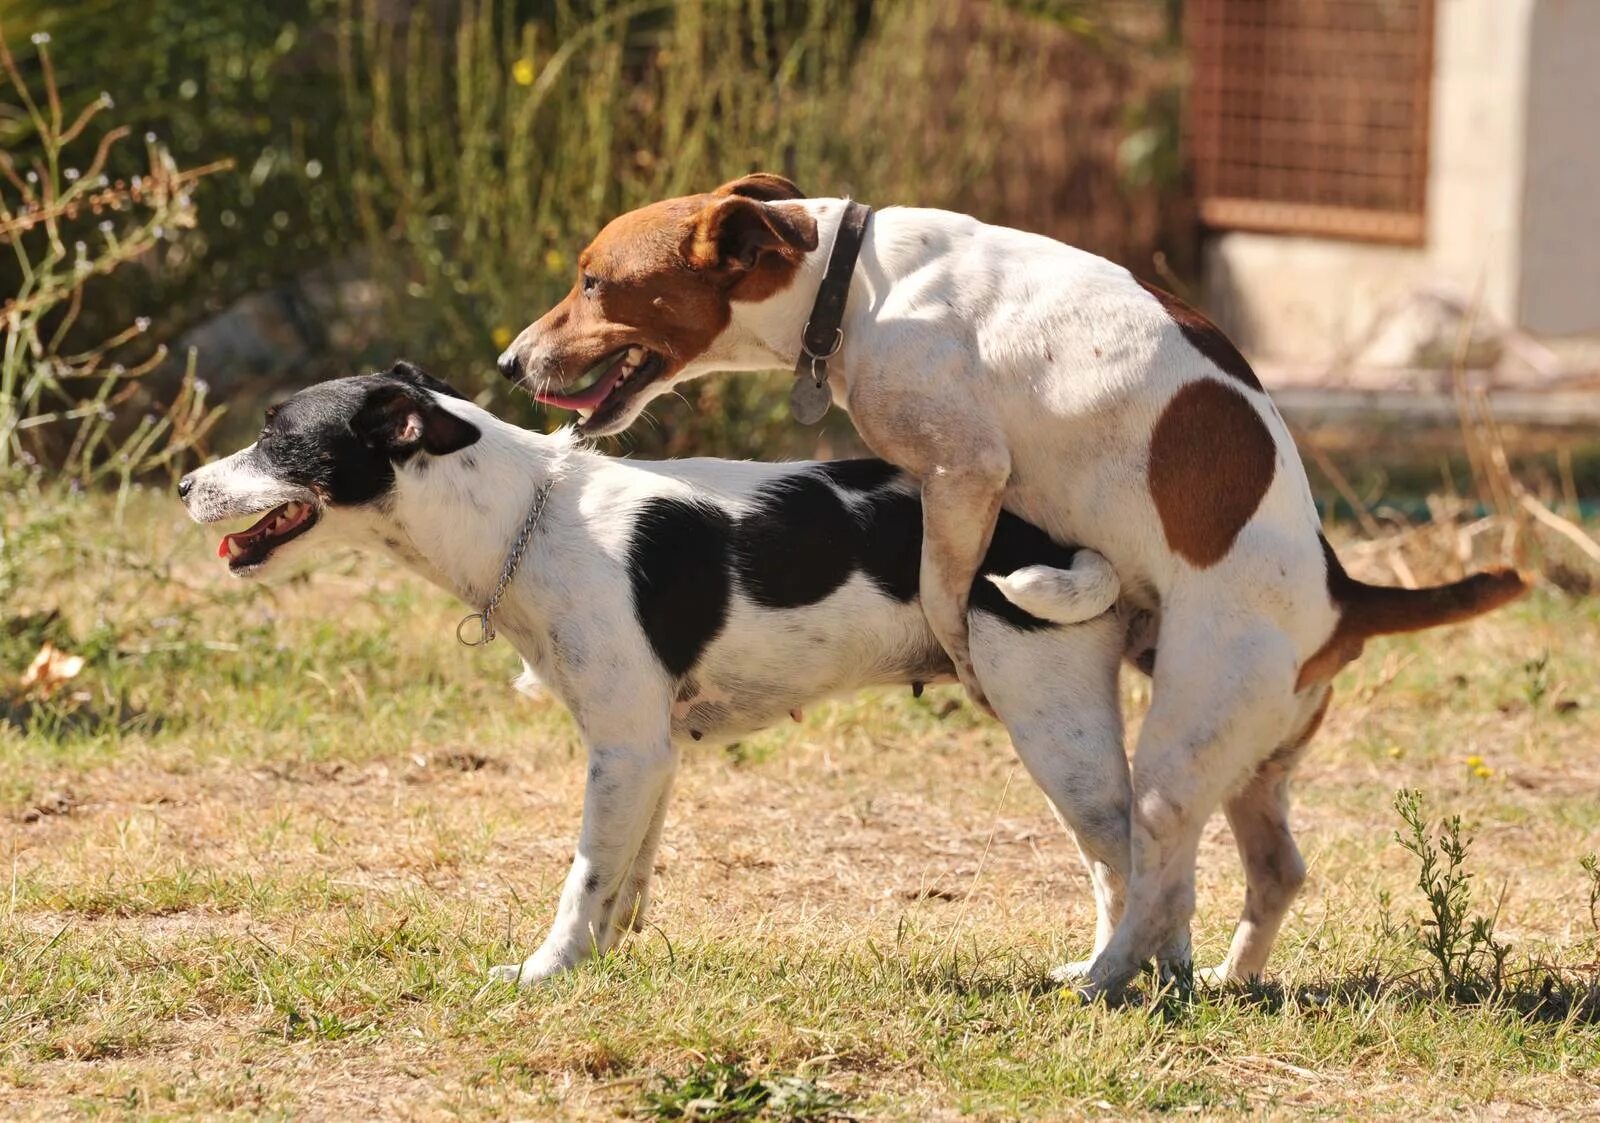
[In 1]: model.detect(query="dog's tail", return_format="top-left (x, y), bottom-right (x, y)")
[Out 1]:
top-left (1298, 537), bottom-right (1527, 687)
top-left (987, 550), bottom-right (1120, 626)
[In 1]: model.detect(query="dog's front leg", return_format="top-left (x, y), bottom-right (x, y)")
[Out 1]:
top-left (491, 736), bottom-right (678, 986)
top-left (919, 452), bottom-right (1011, 712)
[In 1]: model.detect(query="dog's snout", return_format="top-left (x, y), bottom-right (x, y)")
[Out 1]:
top-left (177, 474), bottom-right (195, 500)
top-left (496, 349), bottom-right (523, 383)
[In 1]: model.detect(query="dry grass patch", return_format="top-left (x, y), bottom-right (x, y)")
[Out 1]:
top-left (2, 488), bottom-right (1598, 1119)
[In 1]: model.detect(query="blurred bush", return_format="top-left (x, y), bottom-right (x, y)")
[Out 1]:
top-left (0, 0), bottom-right (352, 374)
top-left (1, 0), bottom-right (1184, 461)
top-left (339, 0), bottom-right (1186, 453)
top-left (0, 30), bottom-right (222, 505)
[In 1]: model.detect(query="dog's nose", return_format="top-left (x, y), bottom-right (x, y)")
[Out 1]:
top-left (177, 474), bottom-right (194, 500)
top-left (496, 349), bottom-right (523, 383)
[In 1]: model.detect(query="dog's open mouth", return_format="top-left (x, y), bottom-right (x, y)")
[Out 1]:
top-left (217, 500), bottom-right (319, 570)
top-left (532, 345), bottom-right (666, 430)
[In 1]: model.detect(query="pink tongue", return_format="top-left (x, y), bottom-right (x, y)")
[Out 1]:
top-left (532, 362), bottom-right (623, 411)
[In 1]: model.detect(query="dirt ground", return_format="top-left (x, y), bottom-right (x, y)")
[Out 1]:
top-left (2, 492), bottom-right (1597, 1119)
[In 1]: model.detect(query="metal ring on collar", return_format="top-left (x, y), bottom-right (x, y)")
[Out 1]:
top-left (799, 324), bottom-right (843, 361)
top-left (456, 612), bottom-right (493, 647)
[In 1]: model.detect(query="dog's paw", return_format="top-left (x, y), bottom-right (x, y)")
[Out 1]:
top-left (488, 952), bottom-right (571, 987)
top-left (1048, 959), bottom-right (1096, 984)
top-left (1197, 963), bottom-right (1248, 989)
top-left (488, 962), bottom-right (524, 985)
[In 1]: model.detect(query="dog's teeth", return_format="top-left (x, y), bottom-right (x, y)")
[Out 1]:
top-left (625, 346), bottom-right (644, 364)
top-left (227, 539), bottom-right (243, 559)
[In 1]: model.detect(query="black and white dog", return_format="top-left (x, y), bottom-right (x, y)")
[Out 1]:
top-left (179, 363), bottom-right (1130, 985)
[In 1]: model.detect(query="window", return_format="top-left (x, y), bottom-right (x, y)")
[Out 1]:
top-left (1187, 0), bottom-right (1435, 244)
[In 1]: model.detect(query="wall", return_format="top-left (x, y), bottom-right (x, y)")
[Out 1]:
top-left (1202, 0), bottom-right (1599, 367)
top-left (1518, 0), bottom-right (1600, 336)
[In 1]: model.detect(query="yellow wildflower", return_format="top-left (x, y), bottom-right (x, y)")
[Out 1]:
top-left (491, 325), bottom-right (513, 350)
top-left (544, 248), bottom-right (566, 274)
top-left (1465, 754), bottom-right (1483, 769)
top-left (1474, 765), bottom-right (1493, 780)
top-left (1386, 745), bottom-right (1403, 760)
top-left (512, 58), bottom-right (536, 87)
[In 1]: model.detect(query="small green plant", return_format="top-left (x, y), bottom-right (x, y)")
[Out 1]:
top-left (1522, 651), bottom-right (1551, 708)
top-left (1582, 853), bottom-right (1599, 938)
top-left (0, 27), bottom-right (226, 500)
top-left (638, 1058), bottom-right (851, 1122)
top-left (1392, 789), bottom-right (1509, 1001)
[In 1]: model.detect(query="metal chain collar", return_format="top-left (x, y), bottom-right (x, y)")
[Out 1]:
top-left (455, 479), bottom-right (554, 648)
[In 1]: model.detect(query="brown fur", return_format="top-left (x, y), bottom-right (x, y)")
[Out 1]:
top-left (1296, 536), bottom-right (1528, 689)
top-left (525, 177), bottom-right (816, 389)
top-left (1138, 280), bottom-right (1264, 393)
top-left (1146, 379), bottom-right (1277, 568)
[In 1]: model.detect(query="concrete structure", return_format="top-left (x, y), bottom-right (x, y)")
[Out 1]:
top-left (1201, 0), bottom-right (1600, 378)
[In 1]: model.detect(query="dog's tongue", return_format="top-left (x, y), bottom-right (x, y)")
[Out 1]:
top-left (533, 363), bottom-right (623, 412)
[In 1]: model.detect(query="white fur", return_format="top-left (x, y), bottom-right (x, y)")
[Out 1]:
top-left (565, 199), bottom-right (1348, 996)
top-left (988, 554), bottom-right (1120, 626)
top-left (183, 395), bottom-right (1128, 987)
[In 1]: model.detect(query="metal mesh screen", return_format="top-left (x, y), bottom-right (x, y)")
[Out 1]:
top-left (1187, 0), bottom-right (1435, 244)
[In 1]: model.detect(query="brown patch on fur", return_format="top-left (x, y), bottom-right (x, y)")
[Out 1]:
top-left (517, 182), bottom-right (817, 391)
top-left (1146, 379), bottom-right (1277, 568)
top-left (1138, 279), bottom-right (1264, 393)
top-left (1296, 536), bottom-right (1528, 689)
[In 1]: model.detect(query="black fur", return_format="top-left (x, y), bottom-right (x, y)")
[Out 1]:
top-left (246, 368), bottom-right (479, 508)
top-left (813, 458), bottom-right (901, 493)
top-left (626, 499), bottom-right (734, 678)
top-left (734, 472), bottom-right (862, 608)
top-left (626, 459), bottom-right (1083, 678)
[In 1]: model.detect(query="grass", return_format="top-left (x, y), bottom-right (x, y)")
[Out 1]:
top-left (2, 484), bottom-right (1598, 1119)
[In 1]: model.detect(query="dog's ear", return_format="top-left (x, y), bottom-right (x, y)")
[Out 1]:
top-left (713, 172), bottom-right (805, 202)
top-left (386, 360), bottom-right (467, 401)
top-left (352, 383), bottom-right (480, 457)
top-left (683, 194), bottom-right (818, 275)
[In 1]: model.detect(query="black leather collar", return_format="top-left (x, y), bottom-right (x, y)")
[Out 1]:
top-left (790, 199), bottom-right (871, 424)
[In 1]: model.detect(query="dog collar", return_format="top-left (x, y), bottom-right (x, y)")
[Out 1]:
top-left (791, 199), bottom-right (871, 425)
top-left (456, 479), bottom-right (554, 648)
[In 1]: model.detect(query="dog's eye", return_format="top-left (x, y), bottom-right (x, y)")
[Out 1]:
top-left (581, 273), bottom-right (600, 297)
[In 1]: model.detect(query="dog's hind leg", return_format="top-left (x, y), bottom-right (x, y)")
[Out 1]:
top-left (491, 720), bottom-right (679, 986)
top-left (1078, 607), bottom-right (1300, 1001)
top-left (972, 608), bottom-right (1130, 977)
top-left (1203, 685), bottom-right (1329, 986)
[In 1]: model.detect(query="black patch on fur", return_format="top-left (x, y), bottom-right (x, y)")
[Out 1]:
top-left (971, 513), bottom-right (1083, 631)
top-left (627, 499), bottom-right (733, 678)
top-left (735, 473), bottom-right (861, 608)
top-left (247, 370), bottom-right (479, 509)
top-left (745, 460), bottom-right (1075, 629)
top-left (583, 873), bottom-right (600, 894)
top-left (625, 459), bottom-right (1085, 679)
top-left (851, 487), bottom-right (924, 602)
top-left (813, 458), bottom-right (901, 493)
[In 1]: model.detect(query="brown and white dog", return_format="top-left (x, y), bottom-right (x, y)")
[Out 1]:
top-left (495, 174), bottom-right (1525, 998)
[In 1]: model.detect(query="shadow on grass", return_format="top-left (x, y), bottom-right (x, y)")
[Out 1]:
top-left (1203, 966), bottom-right (1600, 1027)
top-left (878, 956), bottom-right (1600, 1028)
top-left (0, 694), bottom-right (162, 739)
